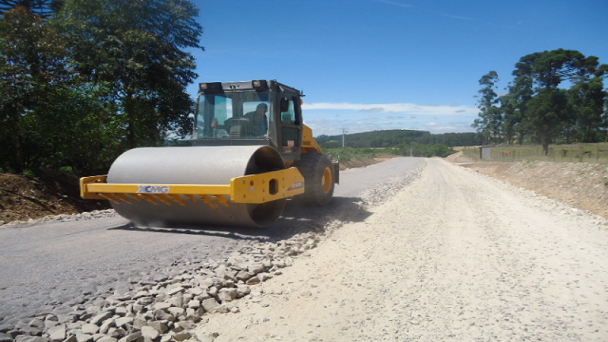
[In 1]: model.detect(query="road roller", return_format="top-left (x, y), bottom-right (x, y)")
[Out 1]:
top-left (80, 80), bottom-right (339, 228)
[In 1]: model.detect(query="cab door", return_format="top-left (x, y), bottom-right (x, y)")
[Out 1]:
top-left (277, 91), bottom-right (303, 162)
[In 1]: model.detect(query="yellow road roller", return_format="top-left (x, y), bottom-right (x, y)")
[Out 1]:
top-left (80, 80), bottom-right (339, 227)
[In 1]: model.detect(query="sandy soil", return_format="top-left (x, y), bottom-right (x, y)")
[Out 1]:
top-left (447, 152), bottom-right (608, 220)
top-left (194, 158), bottom-right (608, 342)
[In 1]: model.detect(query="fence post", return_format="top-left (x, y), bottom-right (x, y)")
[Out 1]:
top-left (571, 145), bottom-right (574, 162)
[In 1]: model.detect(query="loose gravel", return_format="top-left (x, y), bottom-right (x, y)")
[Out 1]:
top-left (0, 163), bottom-right (424, 342)
top-left (194, 159), bottom-right (608, 342)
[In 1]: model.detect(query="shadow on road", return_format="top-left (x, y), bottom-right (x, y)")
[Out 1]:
top-left (108, 223), bottom-right (269, 241)
top-left (108, 196), bottom-right (371, 241)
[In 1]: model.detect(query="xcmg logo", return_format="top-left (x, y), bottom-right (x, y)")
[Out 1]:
top-left (137, 185), bottom-right (170, 194)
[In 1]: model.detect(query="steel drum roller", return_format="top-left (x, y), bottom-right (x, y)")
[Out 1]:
top-left (107, 145), bottom-right (287, 227)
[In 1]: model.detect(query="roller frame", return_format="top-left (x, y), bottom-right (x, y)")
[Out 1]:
top-left (80, 167), bottom-right (305, 205)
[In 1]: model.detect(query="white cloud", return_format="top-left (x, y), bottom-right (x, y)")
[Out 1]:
top-left (302, 101), bottom-right (478, 136)
top-left (303, 102), bottom-right (476, 116)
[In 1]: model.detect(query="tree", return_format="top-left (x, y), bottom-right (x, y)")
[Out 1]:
top-left (475, 50), bottom-right (606, 150)
top-left (0, 6), bottom-right (69, 172)
top-left (498, 93), bottom-right (520, 145)
top-left (1, 0), bottom-right (203, 174)
top-left (472, 71), bottom-right (501, 144)
top-left (0, 0), bottom-right (63, 18)
top-left (58, 0), bottom-right (203, 149)
top-left (511, 49), bottom-right (606, 154)
top-left (525, 89), bottom-right (569, 153)
top-left (567, 69), bottom-right (607, 143)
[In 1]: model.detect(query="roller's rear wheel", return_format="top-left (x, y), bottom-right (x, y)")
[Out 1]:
top-left (294, 153), bottom-right (335, 206)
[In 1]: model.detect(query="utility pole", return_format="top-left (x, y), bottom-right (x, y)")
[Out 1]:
top-left (342, 128), bottom-right (348, 147)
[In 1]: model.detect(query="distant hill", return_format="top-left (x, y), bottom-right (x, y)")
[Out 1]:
top-left (316, 130), bottom-right (481, 148)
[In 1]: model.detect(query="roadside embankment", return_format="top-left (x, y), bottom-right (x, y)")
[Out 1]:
top-left (447, 152), bottom-right (608, 219)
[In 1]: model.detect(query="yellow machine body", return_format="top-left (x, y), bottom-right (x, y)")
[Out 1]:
top-left (80, 80), bottom-right (338, 228)
top-left (81, 167), bottom-right (304, 205)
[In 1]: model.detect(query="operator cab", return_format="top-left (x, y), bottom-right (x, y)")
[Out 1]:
top-left (193, 80), bottom-right (304, 162)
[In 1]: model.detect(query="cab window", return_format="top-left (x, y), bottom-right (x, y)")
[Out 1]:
top-left (280, 96), bottom-right (301, 125)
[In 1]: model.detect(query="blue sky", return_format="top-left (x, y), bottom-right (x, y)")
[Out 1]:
top-left (187, 0), bottom-right (608, 136)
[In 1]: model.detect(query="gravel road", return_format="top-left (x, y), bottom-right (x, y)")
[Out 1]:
top-left (194, 158), bottom-right (608, 342)
top-left (0, 157), bottom-right (424, 332)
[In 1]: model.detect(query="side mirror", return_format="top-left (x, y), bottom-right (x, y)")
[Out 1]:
top-left (279, 97), bottom-right (290, 112)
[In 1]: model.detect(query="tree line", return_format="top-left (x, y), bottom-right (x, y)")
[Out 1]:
top-left (0, 0), bottom-right (203, 174)
top-left (316, 130), bottom-right (482, 158)
top-left (473, 49), bottom-right (607, 154)
top-left (317, 130), bottom-right (481, 149)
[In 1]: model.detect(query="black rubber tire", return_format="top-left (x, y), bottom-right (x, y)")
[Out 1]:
top-left (294, 153), bottom-right (335, 206)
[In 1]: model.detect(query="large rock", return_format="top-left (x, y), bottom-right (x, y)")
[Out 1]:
top-left (153, 310), bottom-right (174, 322)
top-left (235, 271), bottom-right (253, 281)
top-left (96, 337), bottom-right (118, 342)
top-left (81, 323), bottom-right (99, 335)
top-left (114, 307), bottom-right (129, 317)
top-left (99, 319), bottom-right (115, 334)
top-left (167, 305), bottom-right (184, 315)
top-left (139, 326), bottom-right (159, 340)
top-left (90, 312), bottom-right (113, 326)
top-left (15, 319), bottom-right (44, 336)
top-left (188, 287), bottom-right (205, 297)
top-left (74, 332), bottom-right (93, 342)
top-left (15, 336), bottom-right (49, 342)
top-left (57, 315), bottom-right (78, 324)
top-left (247, 263), bottom-right (266, 274)
top-left (172, 332), bottom-right (191, 342)
top-left (257, 273), bottom-right (273, 282)
top-left (136, 297), bottom-right (154, 306)
top-left (245, 276), bottom-right (261, 285)
top-left (132, 318), bottom-right (147, 329)
top-left (47, 324), bottom-right (66, 342)
top-left (167, 296), bottom-right (183, 308)
top-left (114, 317), bottom-right (134, 329)
top-left (147, 321), bottom-right (168, 334)
top-left (187, 299), bottom-right (201, 309)
top-left (43, 317), bottom-right (58, 331)
top-left (217, 288), bottom-right (238, 303)
top-left (201, 298), bottom-right (220, 313)
top-left (131, 291), bottom-right (149, 300)
top-left (117, 331), bottom-right (141, 342)
top-left (166, 286), bottom-right (185, 296)
top-left (153, 302), bottom-right (171, 311)
top-left (0, 332), bottom-right (12, 342)
top-left (236, 284), bottom-right (251, 298)
top-left (219, 269), bottom-right (237, 281)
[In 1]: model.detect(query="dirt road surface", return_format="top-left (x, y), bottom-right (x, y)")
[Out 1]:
top-left (0, 158), bottom-right (423, 329)
top-left (195, 158), bottom-right (608, 342)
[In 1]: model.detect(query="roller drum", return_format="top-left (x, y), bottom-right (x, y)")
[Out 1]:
top-left (107, 145), bottom-right (286, 228)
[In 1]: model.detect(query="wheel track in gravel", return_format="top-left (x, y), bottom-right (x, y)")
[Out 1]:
top-left (195, 158), bottom-right (608, 342)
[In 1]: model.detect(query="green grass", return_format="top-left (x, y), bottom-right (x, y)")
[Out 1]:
top-left (462, 143), bottom-right (608, 164)
top-left (325, 147), bottom-right (394, 168)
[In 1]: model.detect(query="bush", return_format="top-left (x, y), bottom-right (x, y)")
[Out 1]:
top-left (395, 143), bottom-right (455, 158)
